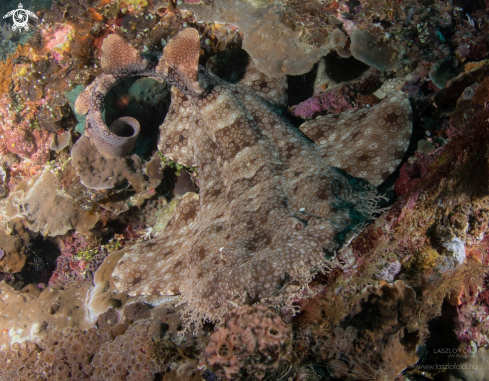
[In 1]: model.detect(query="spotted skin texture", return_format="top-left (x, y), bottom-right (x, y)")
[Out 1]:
top-left (79, 29), bottom-right (412, 323)
top-left (300, 92), bottom-right (412, 186)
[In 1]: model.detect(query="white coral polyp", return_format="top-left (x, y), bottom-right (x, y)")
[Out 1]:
top-left (443, 237), bottom-right (466, 265)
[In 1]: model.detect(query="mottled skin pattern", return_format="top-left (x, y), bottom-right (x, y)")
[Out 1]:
top-left (77, 29), bottom-right (412, 323)
top-left (300, 93), bottom-right (412, 185)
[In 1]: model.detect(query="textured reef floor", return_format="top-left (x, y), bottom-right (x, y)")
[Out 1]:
top-left (0, 0), bottom-right (488, 380)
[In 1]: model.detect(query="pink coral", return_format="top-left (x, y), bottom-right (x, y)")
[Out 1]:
top-left (49, 234), bottom-right (107, 289)
top-left (43, 24), bottom-right (74, 51)
top-left (0, 94), bottom-right (52, 163)
top-left (291, 97), bottom-right (322, 119)
top-left (395, 153), bottom-right (436, 197)
top-left (205, 305), bottom-right (291, 379)
top-left (292, 86), bottom-right (355, 119)
top-left (0, 126), bottom-right (36, 158)
top-left (0, 126), bottom-right (51, 163)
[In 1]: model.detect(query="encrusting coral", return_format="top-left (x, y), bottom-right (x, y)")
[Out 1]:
top-left (75, 28), bottom-right (413, 324)
top-left (311, 281), bottom-right (421, 380)
top-left (71, 135), bottom-right (148, 191)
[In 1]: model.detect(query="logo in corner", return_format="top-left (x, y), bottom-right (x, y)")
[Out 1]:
top-left (3, 3), bottom-right (38, 32)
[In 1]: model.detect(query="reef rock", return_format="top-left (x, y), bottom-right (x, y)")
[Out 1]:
top-left (76, 29), bottom-right (412, 324)
top-left (350, 30), bottom-right (401, 71)
top-left (206, 304), bottom-right (292, 379)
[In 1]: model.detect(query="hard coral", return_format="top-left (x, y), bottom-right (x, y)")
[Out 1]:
top-left (0, 170), bottom-right (98, 237)
top-left (205, 305), bottom-right (291, 380)
top-left (0, 327), bottom-right (102, 380)
top-left (0, 227), bottom-right (27, 273)
top-left (350, 30), bottom-right (401, 71)
top-left (91, 320), bottom-right (158, 381)
top-left (0, 282), bottom-right (92, 348)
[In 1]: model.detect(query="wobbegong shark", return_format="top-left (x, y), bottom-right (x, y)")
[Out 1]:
top-left (75, 28), bottom-right (412, 323)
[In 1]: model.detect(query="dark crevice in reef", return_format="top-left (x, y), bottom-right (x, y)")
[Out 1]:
top-left (421, 302), bottom-right (461, 379)
top-left (452, 0), bottom-right (486, 14)
top-left (11, 235), bottom-right (60, 291)
top-left (322, 52), bottom-right (370, 84)
top-left (287, 62), bottom-right (319, 107)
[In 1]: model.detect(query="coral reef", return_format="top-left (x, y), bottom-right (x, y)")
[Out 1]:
top-left (0, 227), bottom-right (28, 273)
top-left (292, 85), bottom-right (355, 119)
top-left (0, 0), bottom-right (488, 379)
top-left (350, 30), bottom-right (401, 71)
top-left (301, 280), bottom-right (420, 380)
top-left (329, 29), bottom-right (351, 58)
top-left (71, 135), bottom-right (148, 191)
top-left (0, 282), bottom-right (92, 348)
top-left (0, 329), bottom-right (101, 380)
top-left (429, 57), bottom-right (460, 89)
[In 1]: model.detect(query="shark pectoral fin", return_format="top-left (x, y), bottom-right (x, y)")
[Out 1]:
top-left (112, 239), bottom-right (184, 296)
top-left (112, 193), bottom-right (201, 297)
top-left (156, 28), bottom-right (205, 95)
top-left (100, 34), bottom-right (148, 74)
top-left (300, 91), bottom-right (412, 186)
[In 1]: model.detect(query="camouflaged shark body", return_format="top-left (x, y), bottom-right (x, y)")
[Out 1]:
top-left (76, 29), bottom-right (412, 323)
